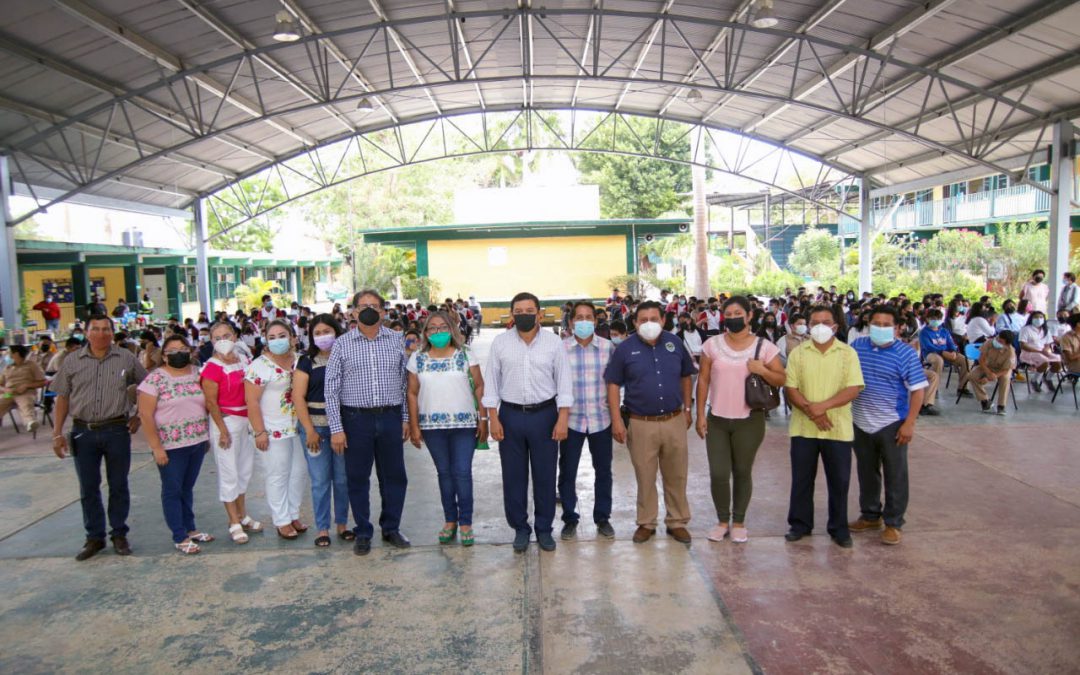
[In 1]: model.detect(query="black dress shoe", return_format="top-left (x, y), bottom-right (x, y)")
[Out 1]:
top-left (353, 538), bottom-right (372, 556)
top-left (75, 538), bottom-right (105, 561)
top-left (784, 530), bottom-right (807, 542)
top-left (513, 529), bottom-right (530, 553)
top-left (381, 531), bottom-right (412, 549)
top-left (832, 536), bottom-right (854, 548)
top-left (560, 522), bottom-right (577, 540)
top-left (596, 521), bottom-right (615, 539)
top-left (110, 535), bottom-right (132, 556)
top-left (537, 531), bottom-right (557, 551)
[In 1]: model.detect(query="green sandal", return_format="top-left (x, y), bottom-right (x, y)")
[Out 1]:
top-left (460, 529), bottom-right (475, 547)
top-left (438, 525), bottom-right (457, 544)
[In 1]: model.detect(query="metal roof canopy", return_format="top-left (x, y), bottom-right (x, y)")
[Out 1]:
top-left (0, 0), bottom-right (1078, 320)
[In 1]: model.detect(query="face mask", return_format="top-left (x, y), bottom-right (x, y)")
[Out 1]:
top-left (928, 319), bottom-right (943, 329)
top-left (241, 335), bottom-right (256, 347)
top-left (199, 335), bottom-right (209, 343)
top-left (810, 324), bottom-right (834, 344)
top-left (869, 325), bottom-right (895, 346)
top-left (404, 338), bottom-right (417, 350)
top-left (637, 321), bottom-right (662, 341)
top-left (990, 340), bottom-right (1004, 349)
top-left (267, 337), bottom-right (291, 355)
top-left (709, 305), bottom-right (718, 312)
top-left (1034, 276), bottom-right (1044, 283)
top-left (264, 302), bottom-right (274, 309)
top-left (611, 336), bottom-right (625, 345)
top-left (958, 307), bottom-right (967, 314)
top-left (723, 317), bottom-right (746, 333)
top-left (514, 314), bottom-right (537, 332)
top-left (1004, 306), bottom-right (1015, 314)
top-left (573, 320), bottom-right (595, 339)
top-left (73, 333), bottom-right (84, 341)
top-left (794, 325), bottom-right (808, 336)
top-left (428, 332), bottom-right (452, 349)
top-left (358, 307), bottom-right (380, 326)
top-left (1033, 318), bottom-right (1045, 327)
top-left (165, 351), bottom-right (191, 368)
top-left (213, 339), bottom-right (235, 355)
top-left (313, 334), bottom-right (337, 351)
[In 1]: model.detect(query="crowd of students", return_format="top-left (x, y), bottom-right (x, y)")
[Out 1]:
top-left (20, 268), bottom-right (1080, 560)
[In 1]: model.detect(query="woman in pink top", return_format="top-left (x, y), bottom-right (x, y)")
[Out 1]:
top-left (137, 334), bottom-right (212, 554)
top-left (201, 321), bottom-right (262, 544)
top-left (694, 296), bottom-right (786, 544)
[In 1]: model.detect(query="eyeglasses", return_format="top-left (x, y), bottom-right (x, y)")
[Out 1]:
top-left (426, 327), bottom-right (450, 334)
top-left (355, 303), bottom-right (380, 310)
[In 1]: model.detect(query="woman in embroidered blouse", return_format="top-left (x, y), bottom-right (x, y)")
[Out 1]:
top-left (201, 320), bottom-right (262, 544)
top-left (137, 334), bottom-right (212, 554)
top-left (406, 311), bottom-right (486, 546)
top-left (245, 319), bottom-right (308, 540)
top-left (294, 314), bottom-right (353, 548)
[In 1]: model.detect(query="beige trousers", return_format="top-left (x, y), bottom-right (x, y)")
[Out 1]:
top-left (627, 415), bottom-right (691, 529)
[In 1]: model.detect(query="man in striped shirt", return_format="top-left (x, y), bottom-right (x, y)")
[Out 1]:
top-left (558, 301), bottom-right (615, 541)
top-left (850, 306), bottom-right (928, 546)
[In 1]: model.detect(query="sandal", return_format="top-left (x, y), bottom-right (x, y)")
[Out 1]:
top-left (314, 535), bottom-right (332, 548)
top-left (240, 516), bottom-right (263, 532)
top-left (338, 529), bottom-right (356, 541)
top-left (460, 528), bottom-right (474, 547)
top-left (229, 523), bottom-right (249, 544)
top-left (291, 520), bottom-right (309, 533)
top-left (276, 526), bottom-right (299, 540)
top-left (175, 540), bottom-right (201, 555)
top-left (438, 524), bottom-right (458, 544)
top-left (188, 532), bottom-right (215, 543)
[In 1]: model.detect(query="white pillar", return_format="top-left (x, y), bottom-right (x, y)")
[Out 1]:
top-left (193, 198), bottom-right (212, 316)
top-left (859, 175), bottom-right (873, 295)
top-left (1048, 119), bottom-right (1074, 313)
top-left (0, 156), bottom-right (21, 332)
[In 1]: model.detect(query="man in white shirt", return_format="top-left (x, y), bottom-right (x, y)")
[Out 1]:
top-left (483, 292), bottom-right (573, 553)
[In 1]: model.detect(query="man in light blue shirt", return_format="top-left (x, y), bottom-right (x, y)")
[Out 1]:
top-left (850, 306), bottom-right (927, 546)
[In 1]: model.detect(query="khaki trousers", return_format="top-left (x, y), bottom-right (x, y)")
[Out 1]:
top-left (627, 415), bottom-right (691, 529)
top-left (0, 392), bottom-right (37, 426)
top-left (926, 352), bottom-right (969, 392)
top-left (922, 367), bottom-right (940, 406)
top-left (969, 367), bottom-right (1010, 407)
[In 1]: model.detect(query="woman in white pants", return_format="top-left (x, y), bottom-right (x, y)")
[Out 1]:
top-left (201, 321), bottom-right (262, 543)
top-left (245, 319), bottom-right (308, 539)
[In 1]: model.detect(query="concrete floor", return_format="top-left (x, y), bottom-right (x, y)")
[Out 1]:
top-left (1, 332), bottom-right (1079, 674)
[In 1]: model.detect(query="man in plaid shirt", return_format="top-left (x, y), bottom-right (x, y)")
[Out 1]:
top-left (558, 301), bottom-right (616, 541)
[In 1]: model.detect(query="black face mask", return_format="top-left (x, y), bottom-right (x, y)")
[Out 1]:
top-left (358, 307), bottom-right (380, 326)
top-left (165, 352), bottom-right (191, 369)
top-left (723, 317), bottom-right (746, 333)
top-left (514, 314), bottom-right (537, 332)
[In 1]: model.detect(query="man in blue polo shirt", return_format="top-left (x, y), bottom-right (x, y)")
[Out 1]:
top-left (851, 305), bottom-right (928, 546)
top-left (920, 307), bottom-right (970, 398)
top-left (605, 301), bottom-right (697, 545)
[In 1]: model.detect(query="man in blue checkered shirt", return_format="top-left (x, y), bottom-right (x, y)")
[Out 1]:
top-left (327, 290), bottom-right (412, 555)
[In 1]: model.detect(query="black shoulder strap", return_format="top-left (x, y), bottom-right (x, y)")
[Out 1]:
top-left (754, 336), bottom-right (764, 360)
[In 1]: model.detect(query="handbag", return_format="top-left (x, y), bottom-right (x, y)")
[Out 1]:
top-left (745, 338), bottom-right (781, 411)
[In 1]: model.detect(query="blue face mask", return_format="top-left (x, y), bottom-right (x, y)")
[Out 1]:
top-left (611, 336), bottom-right (625, 345)
top-left (573, 320), bottom-right (595, 340)
top-left (267, 337), bottom-right (291, 355)
top-left (990, 339), bottom-right (1004, 349)
top-left (869, 325), bottom-right (895, 346)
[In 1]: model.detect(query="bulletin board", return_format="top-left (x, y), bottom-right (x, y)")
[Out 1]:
top-left (42, 279), bottom-right (73, 303)
top-left (91, 278), bottom-right (106, 300)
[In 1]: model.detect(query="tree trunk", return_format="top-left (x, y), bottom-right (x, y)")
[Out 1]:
top-left (692, 153), bottom-right (709, 298)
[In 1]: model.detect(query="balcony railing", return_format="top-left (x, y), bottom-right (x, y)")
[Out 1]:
top-left (871, 180), bottom-right (1054, 230)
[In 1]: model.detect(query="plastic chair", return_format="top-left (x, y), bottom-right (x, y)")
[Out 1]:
top-left (1051, 373), bottom-right (1080, 410)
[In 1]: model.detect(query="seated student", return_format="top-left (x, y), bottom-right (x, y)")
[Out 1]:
top-left (1019, 311), bottom-right (1062, 392)
top-left (965, 304), bottom-right (996, 345)
top-left (1051, 309), bottom-right (1073, 342)
top-left (965, 331), bottom-right (1016, 415)
top-left (903, 316), bottom-right (940, 416)
top-left (1059, 314), bottom-right (1080, 374)
top-left (996, 299), bottom-right (1025, 334)
top-left (920, 308), bottom-right (971, 397)
top-left (0, 345), bottom-right (47, 432)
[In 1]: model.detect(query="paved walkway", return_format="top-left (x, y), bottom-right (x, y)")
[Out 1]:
top-left (1, 331), bottom-right (1078, 673)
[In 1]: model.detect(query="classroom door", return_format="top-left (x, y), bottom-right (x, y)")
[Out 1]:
top-left (141, 271), bottom-right (168, 319)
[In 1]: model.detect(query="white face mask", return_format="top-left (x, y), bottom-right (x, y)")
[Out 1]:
top-left (213, 339), bottom-right (236, 356)
top-left (794, 324), bottom-right (808, 336)
top-left (810, 324), bottom-right (835, 344)
top-left (637, 321), bottom-right (663, 341)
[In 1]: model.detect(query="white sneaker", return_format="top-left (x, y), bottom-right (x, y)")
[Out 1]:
top-left (26, 420), bottom-right (37, 433)
top-left (731, 525), bottom-right (749, 543)
top-left (707, 523), bottom-right (729, 542)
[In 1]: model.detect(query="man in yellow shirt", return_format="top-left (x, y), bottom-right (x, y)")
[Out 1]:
top-left (783, 305), bottom-right (865, 548)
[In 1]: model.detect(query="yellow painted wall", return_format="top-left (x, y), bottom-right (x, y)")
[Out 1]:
top-left (427, 235), bottom-right (626, 301)
top-left (22, 266), bottom-right (129, 331)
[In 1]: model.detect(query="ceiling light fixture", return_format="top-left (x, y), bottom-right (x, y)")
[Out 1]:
top-left (272, 11), bottom-right (300, 42)
top-left (686, 88), bottom-right (702, 103)
top-left (751, 0), bottom-right (779, 29)
top-left (356, 97), bottom-right (374, 114)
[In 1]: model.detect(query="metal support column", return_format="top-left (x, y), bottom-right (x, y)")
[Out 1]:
top-left (193, 198), bottom-right (212, 316)
top-left (859, 176), bottom-right (873, 295)
top-left (0, 155), bottom-right (22, 331)
top-left (1048, 119), bottom-right (1074, 313)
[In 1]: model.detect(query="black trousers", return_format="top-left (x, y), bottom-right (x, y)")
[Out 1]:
top-left (853, 421), bottom-right (909, 528)
top-left (787, 436), bottom-right (851, 539)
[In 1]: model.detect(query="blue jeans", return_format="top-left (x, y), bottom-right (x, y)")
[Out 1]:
top-left (157, 442), bottom-right (207, 544)
top-left (70, 424), bottom-right (131, 541)
top-left (341, 407), bottom-right (408, 540)
top-left (558, 426), bottom-right (613, 525)
top-left (46, 318), bottom-right (60, 333)
top-left (422, 427), bottom-right (476, 525)
top-left (498, 405), bottom-right (558, 535)
top-left (298, 424), bottom-right (350, 532)
top-left (787, 436), bottom-right (851, 539)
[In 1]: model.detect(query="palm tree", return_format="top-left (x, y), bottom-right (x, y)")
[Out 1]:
top-left (691, 144), bottom-right (709, 298)
top-left (234, 277), bottom-right (283, 312)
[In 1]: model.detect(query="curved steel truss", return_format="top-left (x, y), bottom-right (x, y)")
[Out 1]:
top-left (2, 6), bottom-right (1073, 226)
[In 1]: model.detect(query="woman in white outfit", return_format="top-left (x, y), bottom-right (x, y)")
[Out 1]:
top-left (201, 321), bottom-right (262, 543)
top-left (245, 318), bottom-right (308, 539)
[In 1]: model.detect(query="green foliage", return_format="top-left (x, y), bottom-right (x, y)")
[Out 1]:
top-left (989, 221), bottom-right (1049, 295)
top-left (576, 116), bottom-right (691, 218)
top-left (207, 178), bottom-right (285, 252)
top-left (234, 277), bottom-right (284, 312)
top-left (606, 274), bottom-right (649, 299)
top-left (788, 228), bottom-right (842, 279)
top-left (401, 276), bottom-right (442, 305)
top-left (747, 269), bottom-right (806, 298)
top-left (710, 255), bottom-right (751, 295)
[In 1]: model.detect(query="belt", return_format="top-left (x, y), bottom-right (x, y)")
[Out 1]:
top-left (72, 416), bottom-right (128, 430)
top-left (501, 398), bottom-right (556, 413)
top-left (341, 405), bottom-right (400, 415)
top-left (628, 410), bottom-right (682, 422)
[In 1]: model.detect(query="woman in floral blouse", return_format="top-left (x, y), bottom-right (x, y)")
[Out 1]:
top-left (137, 334), bottom-right (212, 554)
top-left (406, 311), bottom-right (485, 546)
top-left (245, 319), bottom-right (308, 539)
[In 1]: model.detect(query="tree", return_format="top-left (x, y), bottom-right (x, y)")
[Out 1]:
top-left (206, 178), bottom-right (285, 253)
top-left (788, 228), bottom-right (841, 279)
top-left (234, 277), bottom-right (284, 312)
top-left (990, 221), bottom-right (1049, 296)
